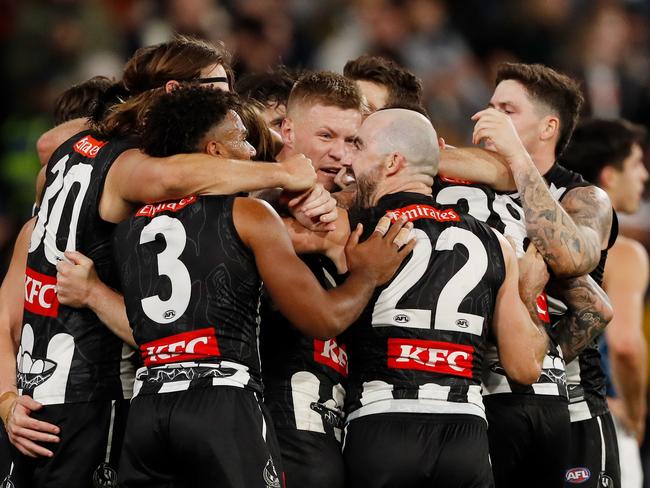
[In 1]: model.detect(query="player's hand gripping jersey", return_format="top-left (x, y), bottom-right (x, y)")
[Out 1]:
top-left (19, 131), bottom-right (137, 405)
top-left (344, 192), bottom-right (506, 420)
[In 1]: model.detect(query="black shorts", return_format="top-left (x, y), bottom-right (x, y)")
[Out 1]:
top-left (343, 413), bottom-right (493, 488)
top-left (8, 398), bottom-right (129, 488)
top-left (565, 412), bottom-right (620, 487)
top-left (119, 386), bottom-right (284, 488)
top-left (484, 394), bottom-right (570, 488)
top-left (274, 427), bottom-right (344, 488)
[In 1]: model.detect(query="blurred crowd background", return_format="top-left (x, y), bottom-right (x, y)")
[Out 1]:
top-left (2, 1), bottom-right (650, 287)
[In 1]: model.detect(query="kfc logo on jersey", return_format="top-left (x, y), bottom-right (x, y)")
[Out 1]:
top-left (24, 267), bottom-right (59, 317)
top-left (388, 338), bottom-right (474, 378)
top-left (73, 135), bottom-right (107, 158)
top-left (536, 292), bottom-right (550, 324)
top-left (565, 467), bottom-right (591, 484)
top-left (141, 328), bottom-right (220, 366)
top-left (136, 196), bottom-right (197, 218)
top-left (314, 339), bottom-right (348, 377)
top-left (386, 204), bottom-right (460, 224)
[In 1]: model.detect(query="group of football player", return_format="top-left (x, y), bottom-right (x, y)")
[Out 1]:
top-left (0, 34), bottom-right (648, 488)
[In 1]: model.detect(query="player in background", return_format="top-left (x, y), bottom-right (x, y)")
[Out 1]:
top-left (0, 36), bottom-right (319, 488)
top-left (343, 55), bottom-right (424, 112)
top-left (562, 119), bottom-right (649, 488)
top-left (235, 67), bottom-right (299, 133)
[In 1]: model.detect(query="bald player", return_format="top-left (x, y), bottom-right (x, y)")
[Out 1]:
top-left (291, 108), bottom-right (551, 487)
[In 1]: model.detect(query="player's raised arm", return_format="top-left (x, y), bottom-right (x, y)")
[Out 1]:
top-left (438, 147), bottom-right (516, 191)
top-left (472, 108), bottom-right (611, 278)
top-left (99, 149), bottom-right (317, 224)
top-left (235, 198), bottom-right (413, 339)
top-left (491, 235), bottom-right (549, 385)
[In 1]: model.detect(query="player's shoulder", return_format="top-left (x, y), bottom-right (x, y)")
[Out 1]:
top-left (610, 236), bottom-right (649, 266)
top-left (606, 236), bottom-right (649, 286)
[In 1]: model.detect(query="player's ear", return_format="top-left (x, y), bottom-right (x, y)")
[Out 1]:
top-left (281, 117), bottom-right (294, 148)
top-left (599, 165), bottom-right (618, 190)
top-left (165, 80), bottom-right (181, 94)
top-left (385, 152), bottom-right (405, 176)
top-left (540, 115), bottom-right (559, 142)
top-left (205, 140), bottom-right (221, 157)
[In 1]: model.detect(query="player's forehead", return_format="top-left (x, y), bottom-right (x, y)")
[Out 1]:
top-left (490, 79), bottom-right (532, 107)
top-left (214, 110), bottom-right (245, 138)
top-left (298, 103), bottom-right (362, 133)
top-left (200, 63), bottom-right (230, 92)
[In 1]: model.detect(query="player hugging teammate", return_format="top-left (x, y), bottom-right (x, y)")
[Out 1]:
top-left (0, 35), bottom-right (645, 488)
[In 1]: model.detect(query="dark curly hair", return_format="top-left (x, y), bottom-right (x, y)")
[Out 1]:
top-left (142, 85), bottom-right (240, 157)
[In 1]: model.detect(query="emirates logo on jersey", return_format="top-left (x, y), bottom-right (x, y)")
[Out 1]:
top-left (136, 196), bottom-right (197, 218)
top-left (314, 338), bottom-right (348, 377)
top-left (387, 338), bottom-right (474, 378)
top-left (73, 135), bottom-right (107, 158)
top-left (24, 267), bottom-right (59, 317)
top-left (386, 204), bottom-right (460, 223)
top-left (141, 327), bottom-right (220, 366)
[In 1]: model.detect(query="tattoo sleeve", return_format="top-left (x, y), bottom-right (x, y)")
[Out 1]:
top-left (510, 158), bottom-right (610, 278)
top-left (548, 275), bottom-right (613, 363)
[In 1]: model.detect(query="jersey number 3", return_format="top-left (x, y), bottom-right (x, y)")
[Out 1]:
top-left (139, 216), bottom-right (191, 324)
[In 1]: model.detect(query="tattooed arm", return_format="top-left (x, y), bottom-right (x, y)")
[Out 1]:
top-left (548, 275), bottom-right (613, 363)
top-left (472, 108), bottom-right (612, 278)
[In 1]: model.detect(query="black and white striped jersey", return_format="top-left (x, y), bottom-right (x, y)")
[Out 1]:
top-left (344, 192), bottom-right (506, 421)
top-left (433, 173), bottom-right (568, 398)
top-left (19, 131), bottom-right (137, 405)
top-left (259, 255), bottom-right (348, 441)
top-left (114, 195), bottom-right (264, 396)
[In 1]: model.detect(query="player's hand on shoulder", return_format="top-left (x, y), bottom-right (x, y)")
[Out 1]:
top-left (55, 250), bottom-right (99, 308)
top-left (287, 183), bottom-right (338, 232)
top-left (345, 216), bottom-right (416, 286)
top-left (278, 153), bottom-right (317, 192)
top-left (5, 395), bottom-right (59, 458)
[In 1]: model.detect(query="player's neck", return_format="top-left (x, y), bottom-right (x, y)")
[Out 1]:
top-left (276, 145), bottom-right (293, 161)
top-left (374, 177), bottom-right (432, 204)
top-left (527, 145), bottom-right (555, 175)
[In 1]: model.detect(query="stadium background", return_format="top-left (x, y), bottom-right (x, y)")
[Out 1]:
top-left (1, 0), bottom-right (650, 482)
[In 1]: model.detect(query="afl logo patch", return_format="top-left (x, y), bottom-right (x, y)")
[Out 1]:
top-left (93, 462), bottom-right (117, 487)
top-left (393, 314), bottom-right (410, 324)
top-left (455, 318), bottom-right (469, 328)
top-left (163, 310), bottom-right (176, 320)
top-left (566, 467), bottom-right (591, 483)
